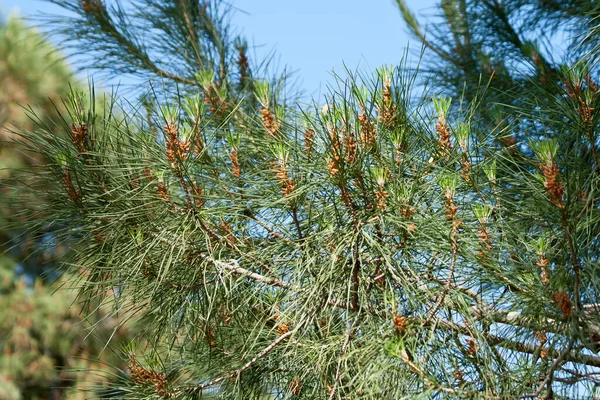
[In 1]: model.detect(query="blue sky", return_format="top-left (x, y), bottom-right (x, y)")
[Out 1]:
top-left (1, 0), bottom-right (437, 97)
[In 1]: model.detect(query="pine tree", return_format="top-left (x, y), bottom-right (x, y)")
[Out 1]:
top-left (6, 1), bottom-right (600, 398)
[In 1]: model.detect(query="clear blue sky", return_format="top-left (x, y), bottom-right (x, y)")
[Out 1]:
top-left (1, 0), bottom-right (437, 97)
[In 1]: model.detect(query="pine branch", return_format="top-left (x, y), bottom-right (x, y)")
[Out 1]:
top-left (179, 320), bottom-right (306, 394)
top-left (394, 0), bottom-right (454, 63)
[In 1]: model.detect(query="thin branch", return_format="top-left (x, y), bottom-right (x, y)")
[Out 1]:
top-left (212, 258), bottom-right (293, 289)
top-left (177, 320), bottom-right (306, 395)
top-left (428, 316), bottom-right (600, 369)
top-left (176, 0), bottom-right (203, 72)
top-left (423, 245), bottom-right (458, 326)
top-left (328, 314), bottom-right (360, 400)
top-left (521, 337), bottom-right (577, 399)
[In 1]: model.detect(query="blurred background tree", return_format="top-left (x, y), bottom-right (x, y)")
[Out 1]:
top-left (0, 14), bottom-right (71, 277)
top-left (0, 15), bottom-right (71, 141)
top-left (0, 14), bottom-right (136, 400)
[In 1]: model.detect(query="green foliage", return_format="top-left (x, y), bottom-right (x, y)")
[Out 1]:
top-left (394, 0), bottom-right (600, 140)
top-left (5, 0), bottom-right (600, 399)
top-left (11, 60), bottom-right (600, 399)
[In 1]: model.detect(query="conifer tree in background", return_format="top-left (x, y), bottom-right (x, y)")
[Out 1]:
top-left (5, 0), bottom-right (600, 398)
top-left (0, 15), bottom-right (136, 399)
top-left (396, 0), bottom-right (600, 142)
top-left (0, 15), bottom-right (71, 275)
